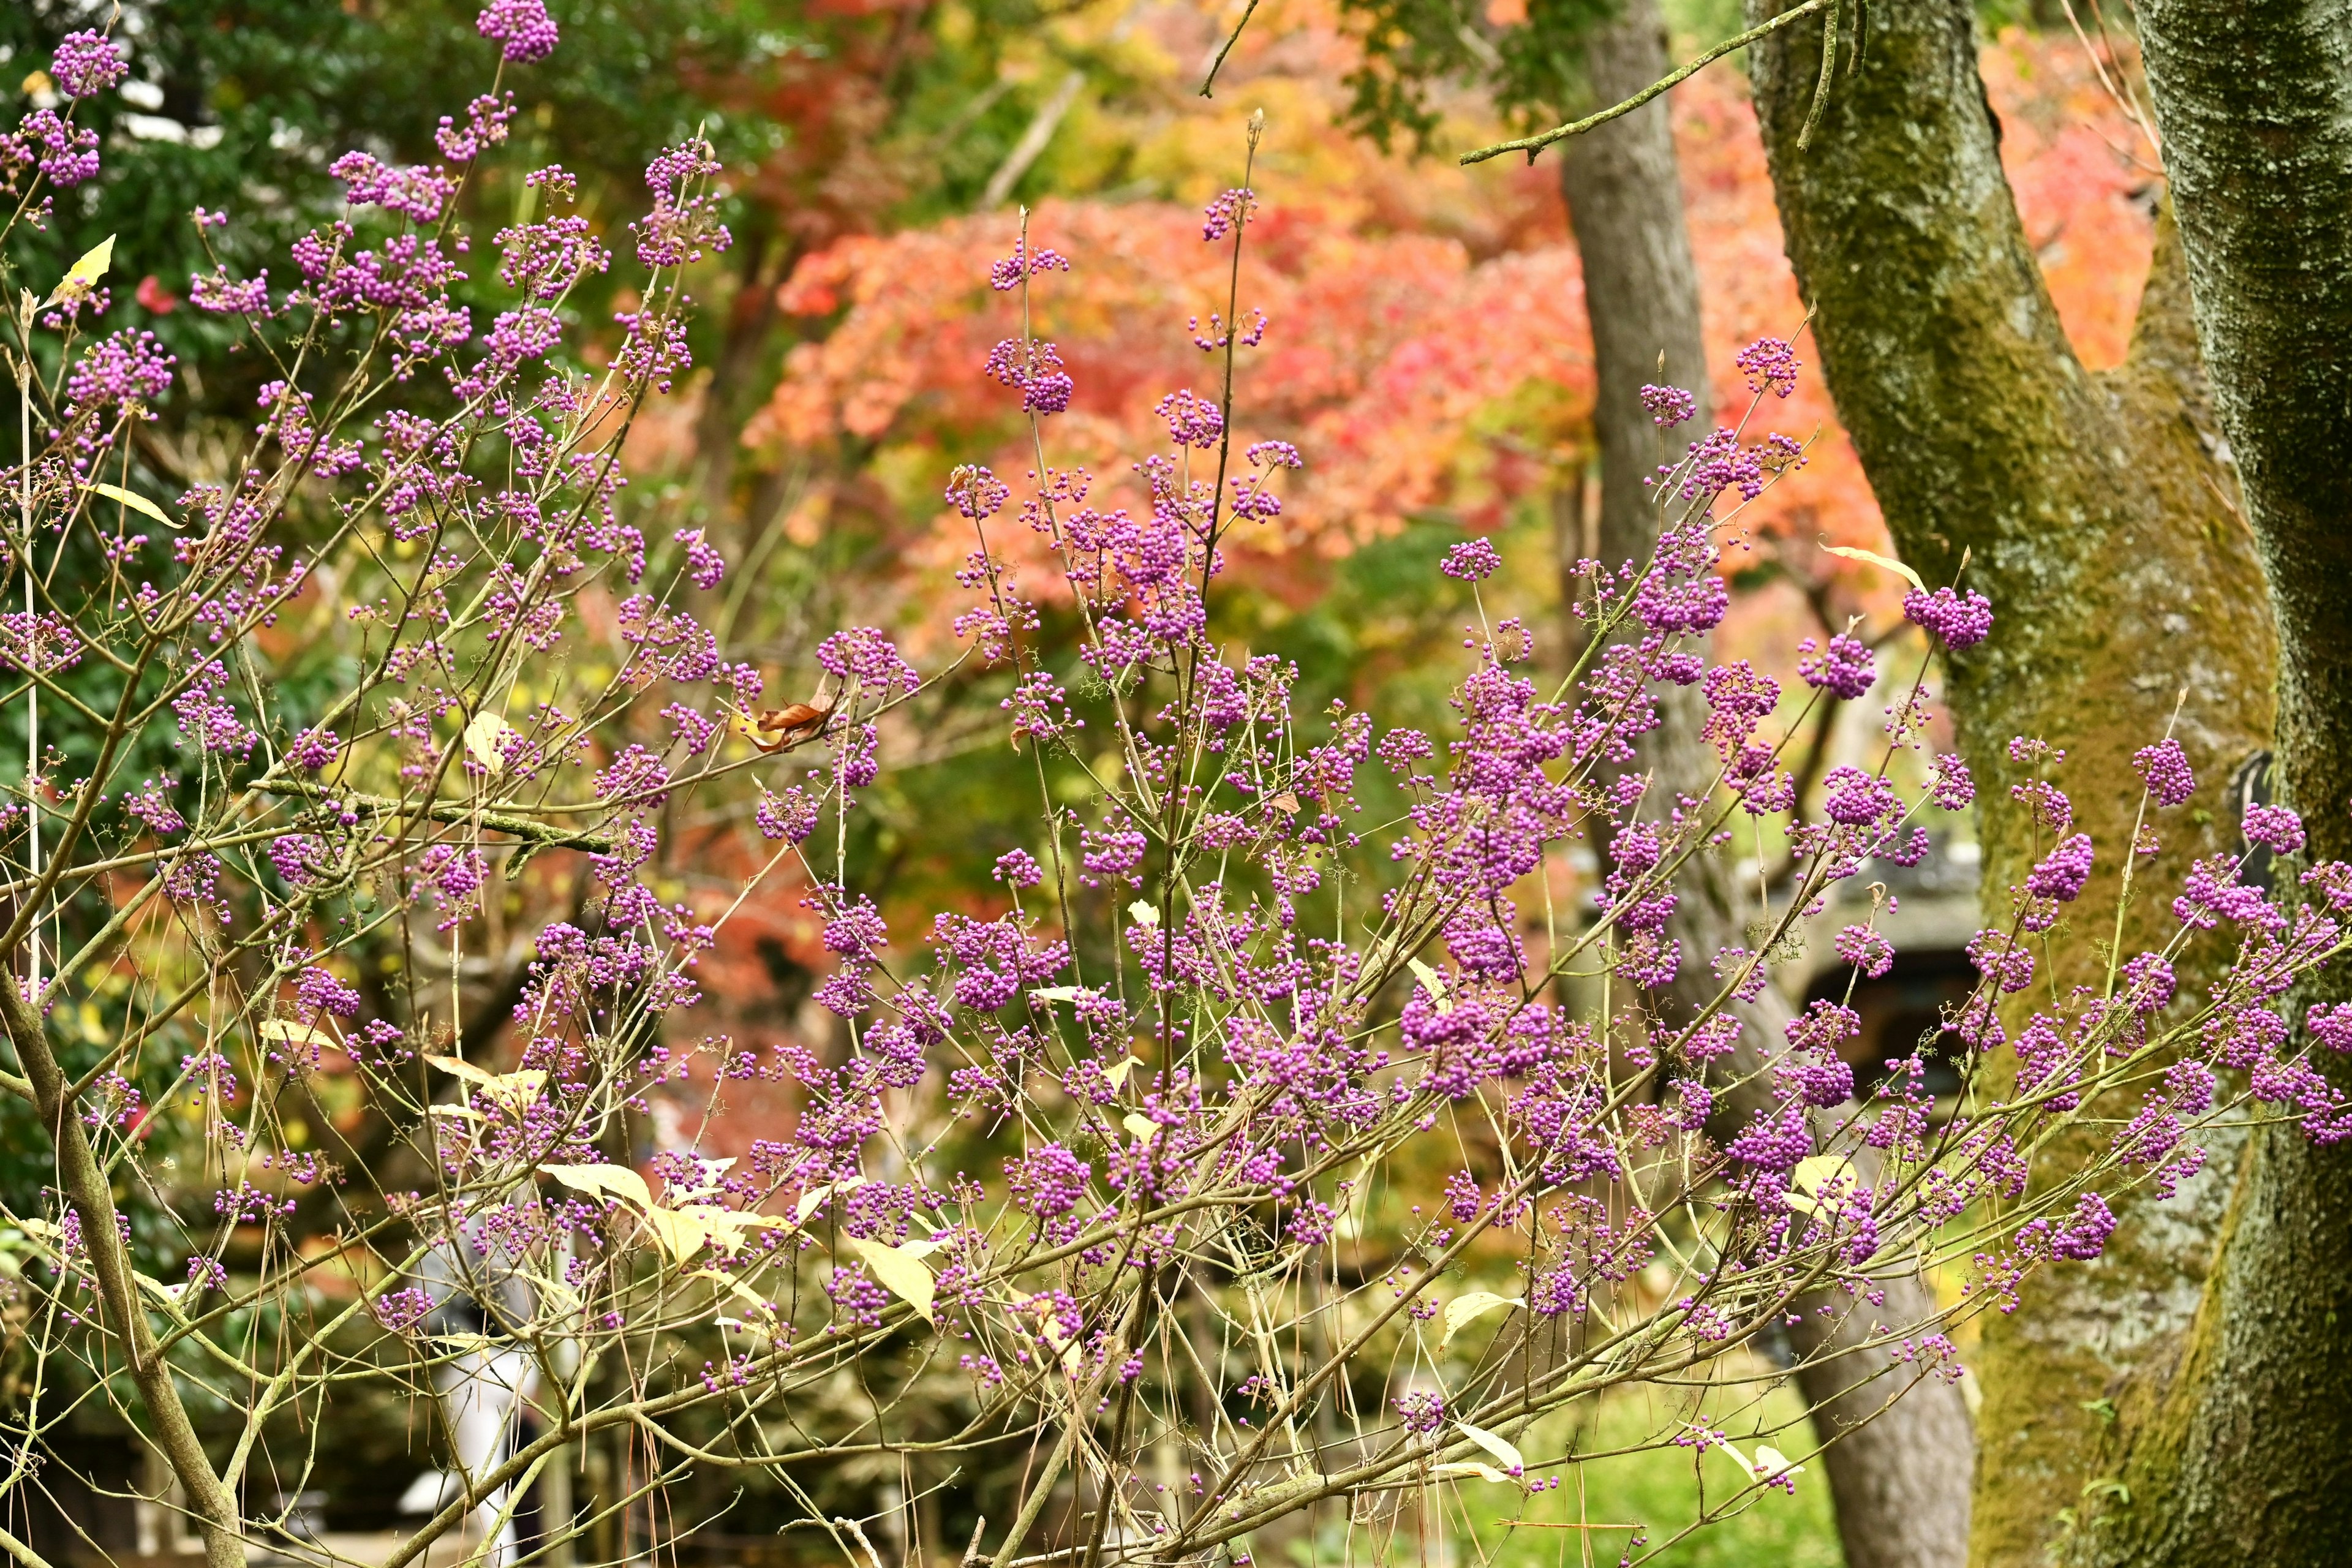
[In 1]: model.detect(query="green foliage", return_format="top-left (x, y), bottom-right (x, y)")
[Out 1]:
top-left (2, 0), bottom-right (1071, 428)
top-left (1334, 0), bottom-right (1618, 153)
top-left (1457, 1384), bottom-right (1844, 1568)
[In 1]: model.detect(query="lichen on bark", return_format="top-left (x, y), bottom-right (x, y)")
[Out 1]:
top-left (1740, 2), bottom-right (2277, 1562)
top-left (2057, 2), bottom-right (2352, 1562)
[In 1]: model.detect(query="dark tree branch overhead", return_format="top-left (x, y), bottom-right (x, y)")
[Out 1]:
top-left (1458, 0), bottom-right (1834, 164)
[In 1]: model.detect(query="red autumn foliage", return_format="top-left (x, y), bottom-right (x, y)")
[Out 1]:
top-left (747, 30), bottom-right (2152, 638)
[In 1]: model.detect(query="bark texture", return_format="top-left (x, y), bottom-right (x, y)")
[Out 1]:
top-left (6, 982), bottom-right (247, 1568)
top-left (1742, 3), bottom-right (2278, 1564)
top-left (2059, 6), bottom-right (2352, 1563)
top-left (1559, 5), bottom-right (1973, 1561)
top-left (1559, 0), bottom-right (1713, 568)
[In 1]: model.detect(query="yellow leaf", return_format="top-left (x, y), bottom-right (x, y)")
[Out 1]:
top-left (692, 1267), bottom-right (778, 1319)
top-left (426, 1054), bottom-right (539, 1114)
top-left (482, 1069), bottom-right (545, 1112)
top-left (258, 1019), bottom-right (331, 1046)
top-left (1785, 1155), bottom-right (1855, 1217)
top-left (1440, 1291), bottom-right (1523, 1349)
top-left (1102, 1056), bottom-right (1142, 1091)
top-left (1408, 957), bottom-right (1451, 1014)
top-left (1035, 1310), bottom-right (1084, 1374)
top-left (796, 1175), bottom-right (868, 1224)
top-left (1122, 1112), bottom-right (1159, 1143)
top-left (666, 1155), bottom-right (738, 1199)
top-left (1127, 900), bottom-right (1159, 927)
top-left (1817, 540), bottom-right (1924, 595)
top-left (45, 235), bottom-right (113, 307)
top-left (639, 1206), bottom-right (710, 1261)
top-left (86, 483), bottom-right (169, 525)
top-left (1713, 1439), bottom-right (1804, 1488)
top-left (544, 1163), bottom-right (654, 1208)
top-left (681, 1204), bottom-right (790, 1254)
top-left (464, 710), bottom-right (518, 775)
top-left (849, 1236), bottom-right (935, 1324)
top-left (1792, 1155), bottom-right (1852, 1194)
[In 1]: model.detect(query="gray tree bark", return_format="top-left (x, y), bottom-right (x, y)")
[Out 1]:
top-left (1558, 4), bottom-right (1973, 1562)
top-left (2056, 5), bottom-right (2352, 1564)
top-left (1560, 0), bottom-right (1713, 571)
top-left (1740, 3), bottom-right (2278, 1564)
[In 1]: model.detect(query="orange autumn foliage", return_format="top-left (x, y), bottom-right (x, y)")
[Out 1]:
top-left (673, 15), bottom-right (2162, 1142)
top-left (747, 28), bottom-right (2154, 631)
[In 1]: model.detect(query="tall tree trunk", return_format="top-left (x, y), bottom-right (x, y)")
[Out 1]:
top-left (2058, 6), bottom-right (2352, 1564)
top-left (1559, 4), bottom-right (1973, 1562)
top-left (1741, 4), bottom-right (2278, 1564)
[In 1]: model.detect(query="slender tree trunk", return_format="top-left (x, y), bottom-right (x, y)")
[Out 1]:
top-left (1559, 5), bottom-right (1972, 1561)
top-left (1741, 4), bottom-right (2279, 1564)
top-left (6, 986), bottom-right (247, 1568)
top-left (2057, 6), bottom-right (2352, 1563)
top-left (1559, 0), bottom-right (1712, 571)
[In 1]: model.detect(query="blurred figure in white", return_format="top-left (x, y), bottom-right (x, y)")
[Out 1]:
top-left (417, 1237), bottom-right (539, 1568)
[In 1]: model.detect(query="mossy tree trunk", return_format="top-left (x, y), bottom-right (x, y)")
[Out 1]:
top-left (1560, 3), bottom-right (1973, 1561)
top-left (1741, 2), bottom-right (2278, 1563)
top-left (2054, 5), bottom-right (2352, 1563)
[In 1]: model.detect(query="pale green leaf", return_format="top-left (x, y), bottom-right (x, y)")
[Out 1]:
top-left (850, 1236), bottom-right (935, 1324)
top-left (464, 710), bottom-right (518, 775)
top-left (1439, 1291), bottom-right (1523, 1348)
top-left (1457, 1422), bottom-right (1525, 1474)
top-left (544, 1163), bottom-right (654, 1209)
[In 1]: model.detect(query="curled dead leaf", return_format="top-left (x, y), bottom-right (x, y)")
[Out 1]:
top-left (736, 699), bottom-right (834, 753)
